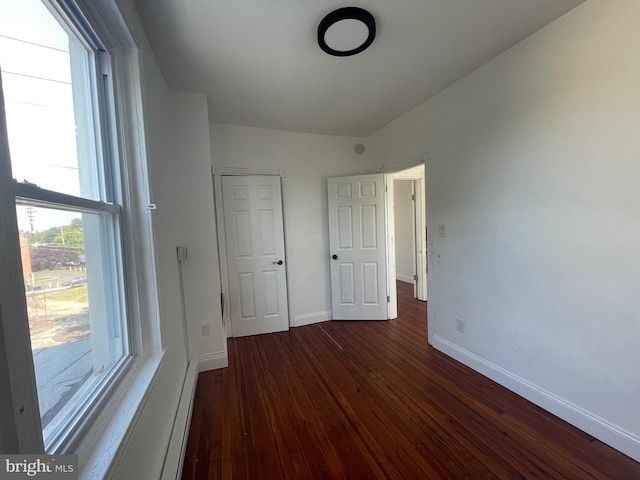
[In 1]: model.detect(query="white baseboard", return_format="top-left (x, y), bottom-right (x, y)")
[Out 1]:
top-left (293, 310), bottom-right (332, 327)
top-left (432, 335), bottom-right (640, 462)
top-left (396, 274), bottom-right (414, 284)
top-left (159, 350), bottom-right (229, 480)
top-left (160, 359), bottom-right (199, 480)
top-left (199, 350), bottom-right (228, 372)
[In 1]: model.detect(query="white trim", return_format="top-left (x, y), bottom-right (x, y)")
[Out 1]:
top-left (199, 350), bottom-right (228, 372)
top-left (111, 34), bottom-right (163, 354)
top-left (384, 174), bottom-right (398, 320)
top-left (392, 165), bottom-right (424, 180)
top-left (425, 154), bottom-right (435, 345)
top-left (160, 359), bottom-right (199, 480)
top-left (80, 0), bottom-right (163, 352)
top-left (396, 274), bottom-right (414, 284)
top-left (82, 352), bottom-right (164, 479)
top-left (214, 166), bottom-right (286, 177)
top-left (386, 163), bottom-right (427, 304)
top-left (379, 154), bottom-right (423, 174)
top-left (281, 176), bottom-right (295, 328)
top-left (387, 165), bottom-right (428, 311)
top-left (0, 69), bottom-right (44, 454)
top-left (1, 0), bottom-right (165, 459)
top-left (212, 174), bottom-right (232, 338)
top-left (293, 310), bottom-right (332, 327)
top-left (413, 177), bottom-right (427, 301)
top-left (432, 335), bottom-right (640, 463)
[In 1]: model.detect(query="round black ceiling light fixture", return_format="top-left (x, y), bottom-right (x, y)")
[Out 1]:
top-left (317, 7), bottom-right (376, 57)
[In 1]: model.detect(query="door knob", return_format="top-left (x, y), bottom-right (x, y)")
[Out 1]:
top-left (332, 254), bottom-right (338, 260)
top-left (273, 260), bottom-right (283, 265)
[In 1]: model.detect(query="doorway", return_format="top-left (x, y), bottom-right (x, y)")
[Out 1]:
top-left (392, 164), bottom-right (427, 302)
top-left (327, 165), bottom-right (426, 322)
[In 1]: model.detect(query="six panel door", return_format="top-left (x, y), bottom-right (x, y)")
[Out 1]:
top-left (328, 174), bottom-right (388, 320)
top-left (222, 176), bottom-right (289, 336)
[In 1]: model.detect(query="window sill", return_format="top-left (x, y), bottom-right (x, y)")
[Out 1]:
top-left (77, 349), bottom-right (165, 479)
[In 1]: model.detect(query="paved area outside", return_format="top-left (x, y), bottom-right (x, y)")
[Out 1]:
top-left (26, 281), bottom-right (92, 429)
top-left (33, 339), bottom-right (93, 429)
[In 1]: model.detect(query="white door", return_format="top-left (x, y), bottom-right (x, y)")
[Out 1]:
top-left (222, 176), bottom-right (289, 337)
top-left (328, 174), bottom-right (388, 320)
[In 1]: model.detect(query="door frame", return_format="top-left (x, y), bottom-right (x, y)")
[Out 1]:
top-left (412, 177), bottom-right (427, 301)
top-left (384, 174), bottom-right (397, 320)
top-left (389, 177), bottom-right (424, 299)
top-left (212, 167), bottom-right (292, 338)
top-left (384, 159), bottom-right (429, 321)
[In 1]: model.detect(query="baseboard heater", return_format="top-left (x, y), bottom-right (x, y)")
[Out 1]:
top-left (160, 359), bottom-right (199, 480)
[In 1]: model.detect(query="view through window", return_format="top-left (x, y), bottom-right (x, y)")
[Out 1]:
top-left (1, 0), bottom-right (129, 451)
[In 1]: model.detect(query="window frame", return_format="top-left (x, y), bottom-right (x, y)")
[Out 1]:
top-left (0, 0), bottom-right (163, 472)
top-left (15, 188), bottom-right (131, 453)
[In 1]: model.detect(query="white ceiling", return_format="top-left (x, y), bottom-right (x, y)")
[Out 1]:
top-left (131, 0), bottom-right (584, 137)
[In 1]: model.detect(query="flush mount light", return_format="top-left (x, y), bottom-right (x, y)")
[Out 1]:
top-left (318, 7), bottom-right (376, 57)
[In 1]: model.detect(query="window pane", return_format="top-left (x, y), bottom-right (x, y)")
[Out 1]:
top-left (16, 204), bottom-right (128, 447)
top-left (0, 0), bottom-right (103, 200)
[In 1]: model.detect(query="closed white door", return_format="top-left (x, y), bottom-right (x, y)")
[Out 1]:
top-left (222, 176), bottom-right (289, 337)
top-left (328, 174), bottom-right (388, 320)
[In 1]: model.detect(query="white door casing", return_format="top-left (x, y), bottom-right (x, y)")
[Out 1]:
top-left (388, 166), bottom-right (427, 303)
top-left (328, 174), bottom-right (388, 320)
top-left (414, 178), bottom-right (428, 301)
top-left (385, 175), bottom-right (397, 319)
top-left (222, 176), bottom-right (289, 337)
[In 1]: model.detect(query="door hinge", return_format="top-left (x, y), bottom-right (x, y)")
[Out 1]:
top-left (384, 184), bottom-right (388, 192)
top-left (412, 194), bottom-right (415, 201)
top-left (413, 274), bottom-right (418, 281)
top-left (386, 295), bottom-right (390, 303)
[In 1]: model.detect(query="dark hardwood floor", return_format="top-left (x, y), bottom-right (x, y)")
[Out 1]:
top-left (182, 282), bottom-right (640, 479)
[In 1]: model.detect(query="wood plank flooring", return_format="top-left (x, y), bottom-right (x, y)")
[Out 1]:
top-left (182, 282), bottom-right (640, 479)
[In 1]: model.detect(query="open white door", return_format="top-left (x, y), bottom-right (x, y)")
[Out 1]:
top-left (328, 174), bottom-right (388, 320)
top-left (222, 176), bottom-right (289, 337)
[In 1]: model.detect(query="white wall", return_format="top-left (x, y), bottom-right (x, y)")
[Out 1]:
top-left (370, 0), bottom-right (640, 461)
top-left (209, 124), bottom-right (373, 326)
top-left (394, 180), bottom-right (414, 284)
top-left (108, 2), bottom-right (225, 478)
top-left (170, 92), bottom-right (226, 370)
top-left (109, 17), bottom-right (184, 476)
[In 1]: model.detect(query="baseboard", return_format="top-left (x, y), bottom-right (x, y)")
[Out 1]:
top-left (432, 335), bottom-right (640, 462)
top-left (159, 351), bottom-right (228, 480)
top-left (293, 310), bottom-right (332, 327)
top-left (199, 350), bottom-right (228, 372)
top-left (160, 358), bottom-right (199, 480)
top-left (396, 274), bottom-right (414, 284)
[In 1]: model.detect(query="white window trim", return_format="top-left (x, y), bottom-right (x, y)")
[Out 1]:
top-left (0, 72), bottom-right (45, 456)
top-left (64, 1), bottom-right (166, 476)
top-left (0, 0), bottom-right (165, 477)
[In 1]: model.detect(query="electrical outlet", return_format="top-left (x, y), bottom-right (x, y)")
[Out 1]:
top-left (201, 323), bottom-right (211, 336)
top-left (456, 318), bottom-right (465, 334)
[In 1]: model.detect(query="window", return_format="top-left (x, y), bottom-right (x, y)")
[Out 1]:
top-left (0, 0), bottom-right (149, 455)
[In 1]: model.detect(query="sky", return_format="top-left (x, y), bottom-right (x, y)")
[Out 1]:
top-left (1, 0), bottom-right (82, 231)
